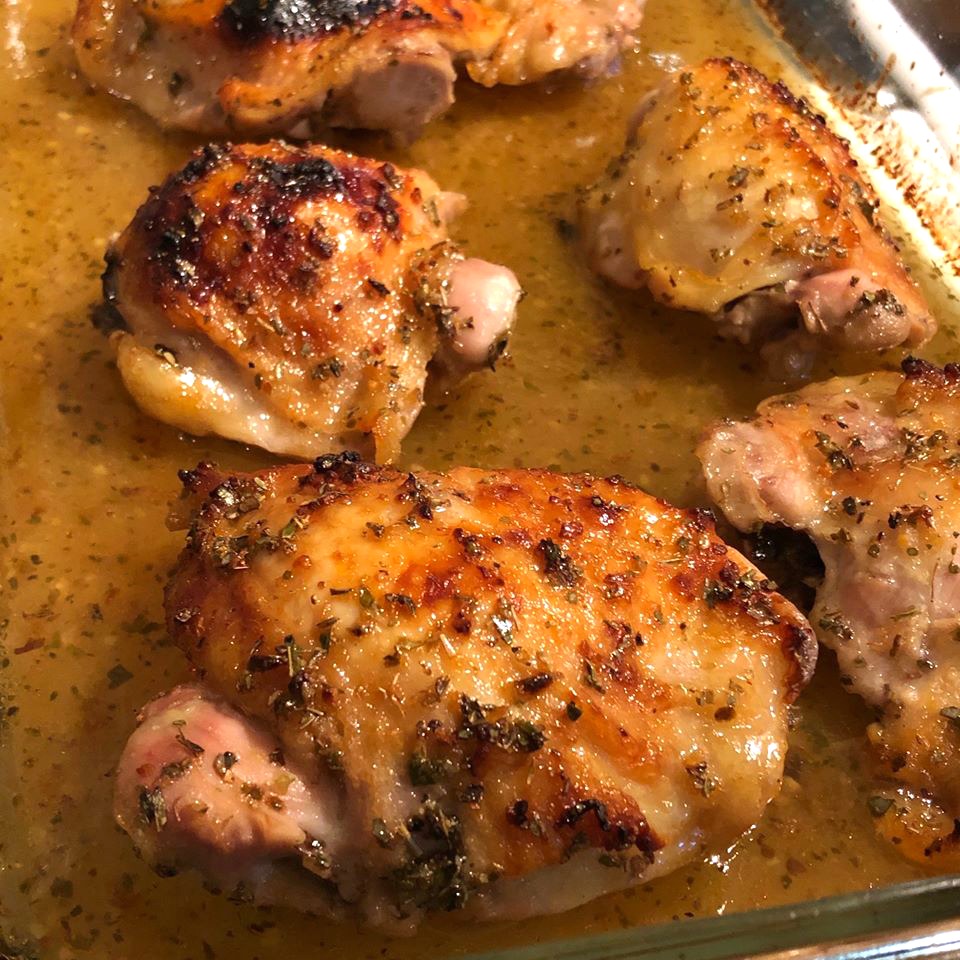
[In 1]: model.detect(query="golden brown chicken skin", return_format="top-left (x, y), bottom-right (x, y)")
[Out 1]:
top-left (72, 0), bottom-right (644, 139)
top-left (114, 455), bottom-right (815, 930)
top-left (700, 358), bottom-right (960, 867)
top-left (100, 141), bottom-right (521, 462)
top-left (580, 59), bottom-right (934, 378)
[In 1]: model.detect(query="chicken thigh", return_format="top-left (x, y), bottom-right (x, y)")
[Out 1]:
top-left (72, 0), bottom-right (644, 139)
top-left (115, 456), bottom-right (815, 929)
top-left (99, 141), bottom-right (521, 462)
top-left (699, 358), bottom-right (960, 863)
top-left (580, 58), bottom-right (933, 379)
top-left (465, 0), bottom-right (643, 87)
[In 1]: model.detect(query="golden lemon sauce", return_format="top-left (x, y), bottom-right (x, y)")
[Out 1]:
top-left (1, 0), bottom-right (957, 956)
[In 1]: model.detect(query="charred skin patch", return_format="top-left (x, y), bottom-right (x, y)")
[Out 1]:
top-left (177, 461), bottom-right (237, 504)
top-left (218, 0), bottom-right (404, 44)
top-left (780, 622), bottom-right (818, 699)
top-left (307, 451), bottom-right (379, 487)
top-left (92, 248), bottom-right (129, 334)
top-left (553, 792), bottom-right (662, 858)
top-left (901, 356), bottom-right (960, 389)
top-left (131, 143), bottom-right (404, 317)
top-left (178, 142), bottom-right (232, 184)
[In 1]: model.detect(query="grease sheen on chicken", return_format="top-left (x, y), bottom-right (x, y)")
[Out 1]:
top-left (101, 141), bottom-right (520, 462)
top-left (580, 59), bottom-right (933, 378)
top-left (700, 358), bottom-right (960, 864)
top-left (115, 456), bottom-right (815, 929)
top-left (72, 0), bottom-right (644, 139)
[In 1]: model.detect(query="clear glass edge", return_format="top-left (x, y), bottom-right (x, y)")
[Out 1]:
top-left (465, 877), bottom-right (960, 960)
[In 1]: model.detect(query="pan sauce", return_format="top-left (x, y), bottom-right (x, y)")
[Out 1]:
top-left (1, 0), bottom-right (957, 955)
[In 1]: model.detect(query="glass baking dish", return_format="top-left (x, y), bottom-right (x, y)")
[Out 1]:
top-left (468, 877), bottom-right (960, 959)
top-left (1, 0), bottom-right (959, 957)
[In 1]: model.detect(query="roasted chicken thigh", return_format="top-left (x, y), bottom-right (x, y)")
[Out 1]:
top-left (700, 358), bottom-right (960, 863)
top-left (580, 59), bottom-right (934, 378)
top-left (72, 0), bottom-right (644, 139)
top-left (99, 141), bottom-right (520, 462)
top-left (115, 456), bottom-right (815, 929)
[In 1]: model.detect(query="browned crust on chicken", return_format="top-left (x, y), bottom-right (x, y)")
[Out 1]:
top-left (113, 143), bottom-right (412, 316)
top-left (103, 141), bottom-right (465, 461)
top-left (174, 458), bottom-right (816, 696)
top-left (215, 0), bottom-right (447, 47)
top-left (161, 456), bottom-right (814, 921)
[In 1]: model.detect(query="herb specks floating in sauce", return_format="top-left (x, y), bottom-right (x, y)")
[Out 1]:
top-left (0, 0), bottom-right (952, 955)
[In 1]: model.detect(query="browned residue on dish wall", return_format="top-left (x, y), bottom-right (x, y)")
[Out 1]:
top-left (753, 0), bottom-right (960, 275)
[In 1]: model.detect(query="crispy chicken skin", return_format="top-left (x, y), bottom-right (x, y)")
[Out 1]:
top-left (580, 59), bottom-right (934, 379)
top-left (100, 141), bottom-right (520, 462)
top-left (115, 456), bottom-right (815, 929)
top-left (72, 0), bottom-right (644, 139)
top-left (700, 358), bottom-right (960, 864)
